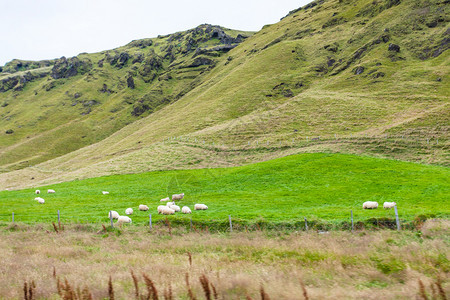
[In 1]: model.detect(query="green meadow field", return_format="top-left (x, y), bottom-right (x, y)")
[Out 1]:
top-left (1, 153), bottom-right (448, 228)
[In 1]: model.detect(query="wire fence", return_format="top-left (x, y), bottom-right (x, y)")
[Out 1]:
top-left (2, 206), bottom-right (417, 233)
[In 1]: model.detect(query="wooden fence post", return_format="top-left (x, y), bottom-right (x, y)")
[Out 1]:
top-left (12, 212), bottom-right (14, 224)
top-left (394, 206), bottom-right (401, 231)
top-left (229, 215), bottom-right (233, 232)
top-left (57, 210), bottom-right (60, 227)
top-left (109, 211), bottom-right (114, 229)
top-left (351, 210), bottom-right (354, 232)
top-left (304, 217), bottom-right (308, 231)
top-left (149, 214), bottom-right (152, 230)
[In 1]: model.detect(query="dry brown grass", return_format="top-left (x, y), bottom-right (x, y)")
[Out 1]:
top-left (0, 223), bottom-right (448, 299)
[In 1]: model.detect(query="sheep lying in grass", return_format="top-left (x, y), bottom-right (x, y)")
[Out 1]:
top-left (125, 208), bottom-right (133, 215)
top-left (35, 190), bottom-right (40, 194)
top-left (170, 205), bottom-right (181, 212)
top-left (109, 211), bottom-right (120, 219)
top-left (181, 206), bottom-right (192, 214)
top-left (117, 216), bottom-right (132, 225)
top-left (166, 202), bottom-right (174, 207)
top-left (172, 193), bottom-right (184, 201)
top-left (160, 197), bottom-right (170, 202)
top-left (383, 202), bottom-right (396, 209)
top-left (194, 204), bottom-right (208, 210)
top-left (102, 191), bottom-right (109, 195)
top-left (139, 204), bottom-right (149, 211)
top-left (35, 197), bottom-right (45, 204)
top-left (160, 206), bottom-right (175, 215)
top-left (363, 201), bottom-right (378, 209)
top-left (47, 189), bottom-right (55, 194)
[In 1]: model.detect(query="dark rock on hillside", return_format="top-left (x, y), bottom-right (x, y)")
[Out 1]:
top-left (116, 52), bottom-right (131, 68)
top-left (5, 129), bottom-right (14, 134)
top-left (51, 56), bottom-right (92, 79)
top-left (327, 58), bottom-right (336, 67)
top-left (132, 102), bottom-right (150, 117)
top-left (98, 59), bottom-right (104, 68)
top-left (283, 89), bottom-right (294, 97)
top-left (100, 84), bottom-right (113, 94)
top-left (372, 72), bottom-right (385, 79)
top-left (354, 66), bottom-right (365, 75)
top-left (127, 76), bottom-right (135, 89)
top-left (132, 53), bottom-right (145, 64)
top-left (187, 57), bottom-right (214, 68)
top-left (432, 37), bottom-right (450, 58)
top-left (324, 43), bottom-right (339, 52)
top-left (388, 43), bottom-right (400, 52)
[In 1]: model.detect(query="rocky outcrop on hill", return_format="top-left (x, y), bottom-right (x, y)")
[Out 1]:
top-left (51, 56), bottom-right (92, 79)
top-left (1, 59), bottom-right (56, 74)
top-left (138, 50), bottom-right (164, 83)
top-left (0, 70), bottom-right (49, 92)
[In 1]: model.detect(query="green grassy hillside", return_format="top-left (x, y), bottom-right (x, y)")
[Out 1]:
top-left (0, 0), bottom-right (448, 190)
top-left (0, 153), bottom-right (448, 227)
top-left (0, 25), bottom-right (252, 172)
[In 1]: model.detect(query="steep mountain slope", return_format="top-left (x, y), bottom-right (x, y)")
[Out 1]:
top-left (0, 25), bottom-right (252, 171)
top-left (1, 0), bottom-right (448, 189)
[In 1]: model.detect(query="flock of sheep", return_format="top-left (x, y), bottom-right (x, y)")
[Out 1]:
top-left (33, 189), bottom-right (396, 223)
top-left (107, 193), bottom-right (208, 225)
top-left (363, 201), bottom-right (396, 209)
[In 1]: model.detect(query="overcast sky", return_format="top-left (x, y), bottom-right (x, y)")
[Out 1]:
top-left (0, 0), bottom-right (310, 66)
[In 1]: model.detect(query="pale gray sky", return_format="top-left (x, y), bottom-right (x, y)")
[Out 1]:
top-left (0, 0), bottom-right (309, 66)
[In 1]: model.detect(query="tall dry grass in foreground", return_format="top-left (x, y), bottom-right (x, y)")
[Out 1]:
top-left (0, 220), bottom-right (448, 299)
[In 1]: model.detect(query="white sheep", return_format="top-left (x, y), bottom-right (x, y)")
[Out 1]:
top-left (125, 208), bottom-right (133, 215)
top-left (172, 193), bottom-right (185, 201)
top-left (166, 202), bottom-right (174, 207)
top-left (161, 206), bottom-right (175, 215)
top-left (170, 205), bottom-right (181, 212)
top-left (194, 204), bottom-right (208, 210)
top-left (102, 191), bottom-right (109, 195)
top-left (362, 201), bottom-right (378, 209)
top-left (35, 190), bottom-right (40, 194)
top-left (181, 206), bottom-right (192, 214)
top-left (108, 211), bottom-right (120, 219)
top-left (160, 197), bottom-right (170, 202)
top-left (139, 204), bottom-right (149, 211)
top-left (157, 205), bottom-right (166, 214)
top-left (383, 202), bottom-right (396, 209)
top-left (47, 189), bottom-right (55, 194)
top-left (117, 216), bottom-right (132, 225)
top-left (35, 197), bottom-right (45, 204)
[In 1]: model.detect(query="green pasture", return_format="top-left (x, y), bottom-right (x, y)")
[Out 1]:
top-left (0, 153), bottom-right (448, 228)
